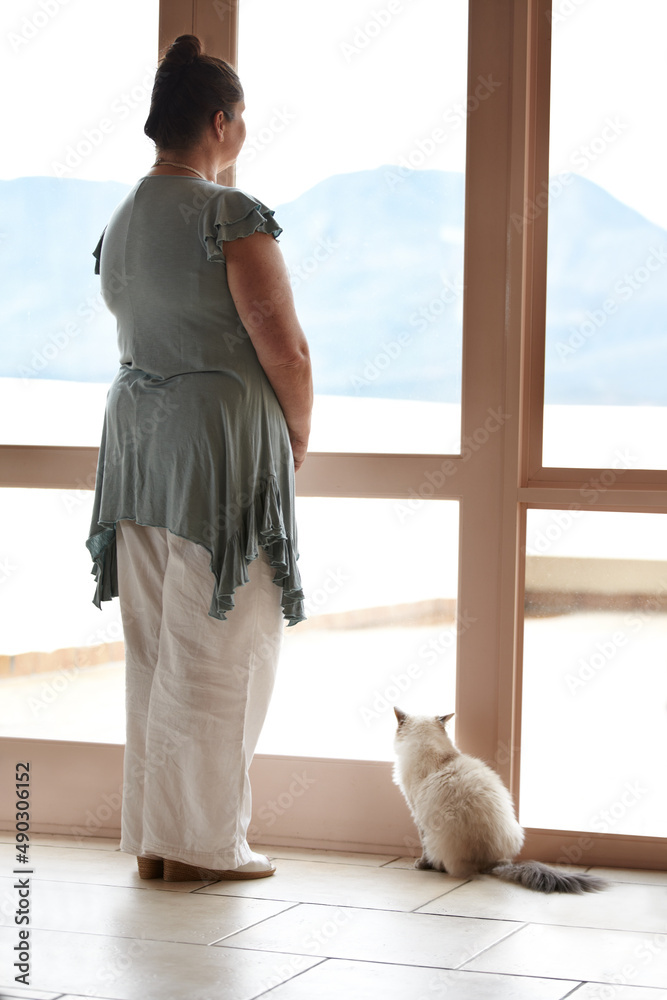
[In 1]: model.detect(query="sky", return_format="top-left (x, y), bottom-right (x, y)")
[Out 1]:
top-left (1, 0), bottom-right (159, 183)
top-left (547, 0), bottom-right (667, 230)
top-left (1, 0), bottom-right (666, 228)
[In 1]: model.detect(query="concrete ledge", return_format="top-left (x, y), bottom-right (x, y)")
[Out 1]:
top-left (525, 556), bottom-right (667, 616)
top-left (526, 556), bottom-right (667, 595)
top-left (6, 566), bottom-right (667, 672)
top-left (298, 597), bottom-right (456, 631)
top-left (1, 641), bottom-right (125, 678)
top-left (0, 600), bottom-right (458, 674)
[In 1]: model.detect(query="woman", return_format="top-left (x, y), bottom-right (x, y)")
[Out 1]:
top-left (87, 35), bottom-right (312, 881)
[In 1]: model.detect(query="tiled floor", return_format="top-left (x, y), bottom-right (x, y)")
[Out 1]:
top-left (1, 835), bottom-right (666, 999)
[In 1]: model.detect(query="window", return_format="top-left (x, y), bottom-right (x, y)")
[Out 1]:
top-left (258, 497), bottom-right (460, 759)
top-left (2, 0), bottom-right (665, 867)
top-left (237, 0), bottom-right (469, 760)
top-left (542, 0), bottom-right (667, 470)
top-left (237, 0), bottom-right (468, 455)
top-left (514, 0), bottom-right (667, 868)
top-left (0, 1), bottom-right (158, 448)
top-left (0, 0), bottom-right (158, 737)
top-left (522, 509), bottom-right (667, 836)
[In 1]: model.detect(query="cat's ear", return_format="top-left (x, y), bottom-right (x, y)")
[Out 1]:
top-left (437, 713), bottom-right (455, 728)
top-left (394, 707), bottom-right (407, 726)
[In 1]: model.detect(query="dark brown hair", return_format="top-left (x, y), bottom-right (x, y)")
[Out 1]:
top-left (144, 35), bottom-right (243, 150)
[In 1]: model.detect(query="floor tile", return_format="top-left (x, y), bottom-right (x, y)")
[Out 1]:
top-left (568, 985), bottom-right (667, 999)
top-left (0, 876), bottom-right (295, 944)
top-left (588, 867), bottom-right (667, 887)
top-left (1, 836), bottom-right (665, 1000)
top-left (463, 922), bottom-right (667, 988)
top-left (0, 832), bottom-right (21, 845)
top-left (0, 989), bottom-right (64, 1000)
top-left (260, 845), bottom-right (400, 867)
top-left (0, 833), bottom-right (120, 853)
top-left (0, 926), bottom-right (321, 1000)
top-left (0, 845), bottom-right (209, 894)
top-left (198, 857), bottom-right (466, 910)
top-left (380, 855), bottom-right (422, 870)
top-left (382, 856), bottom-right (587, 873)
top-left (0, 876), bottom-right (23, 924)
top-left (417, 875), bottom-right (667, 932)
top-left (221, 901), bottom-right (521, 968)
top-left (261, 959), bottom-right (579, 999)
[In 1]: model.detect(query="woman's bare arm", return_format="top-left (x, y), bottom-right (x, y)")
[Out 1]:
top-left (224, 231), bottom-right (313, 471)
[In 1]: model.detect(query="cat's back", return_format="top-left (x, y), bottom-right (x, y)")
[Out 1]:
top-left (420, 750), bottom-right (516, 817)
top-left (394, 711), bottom-right (524, 866)
top-left (394, 711), bottom-right (513, 811)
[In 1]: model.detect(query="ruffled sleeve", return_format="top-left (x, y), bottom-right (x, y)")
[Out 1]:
top-left (199, 188), bottom-right (282, 263)
top-left (92, 229), bottom-right (106, 275)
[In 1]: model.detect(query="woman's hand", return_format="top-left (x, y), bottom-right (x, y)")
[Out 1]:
top-left (289, 431), bottom-right (309, 472)
top-left (225, 232), bottom-right (313, 470)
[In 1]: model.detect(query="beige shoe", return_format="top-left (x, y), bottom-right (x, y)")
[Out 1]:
top-left (163, 854), bottom-right (276, 882)
top-left (137, 856), bottom-right (164, 879)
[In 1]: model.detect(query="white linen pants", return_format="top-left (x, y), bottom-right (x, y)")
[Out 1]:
top-left (115, 519), bottom-right (283, 868)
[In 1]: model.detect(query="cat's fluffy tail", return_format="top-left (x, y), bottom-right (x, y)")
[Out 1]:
top-left (486, 860), bottom-right (608, 894)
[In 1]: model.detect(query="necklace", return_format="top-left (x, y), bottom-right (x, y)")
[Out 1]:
top-left (153, 158), bottom-right (209, 181)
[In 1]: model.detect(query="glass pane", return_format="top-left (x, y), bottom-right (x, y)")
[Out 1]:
top-left (237, 0), bottom-right (469, 454)
top-left (0, 2), bottom-right (159, 445)
top-left (543, 1), bottom-right (667, 469)
top-left (0, 489), bottom-right (124, 743)
top-left (257, 497), bottom-right (459, 759)
top-left (2, 492), bottom-right (459, 757)
top-left (521, 508), bottom-right (667, 836)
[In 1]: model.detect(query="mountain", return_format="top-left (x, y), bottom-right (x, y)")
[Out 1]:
top-left (544, 173), bottom-right (667, 404)
top-left (273, 168), bottom-right (464, 402)
top-left (0, 176), bottom-right (130, 382)
top-left (1, 170), bottom-right (665, 404)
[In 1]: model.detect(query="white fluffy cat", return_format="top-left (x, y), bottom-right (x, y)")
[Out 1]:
top-left (393, 708), bottom-right (607, 894)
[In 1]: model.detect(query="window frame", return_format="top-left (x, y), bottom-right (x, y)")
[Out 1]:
top-left (1, 0), bottom-right (665, 869)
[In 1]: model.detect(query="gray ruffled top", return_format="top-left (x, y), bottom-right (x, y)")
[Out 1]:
top-left (86, 176), bottom-right (305, 625)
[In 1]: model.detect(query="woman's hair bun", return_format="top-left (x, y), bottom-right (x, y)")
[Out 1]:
top-left (163, 34), bottom-right (202, 67)
top-left (145, 35), bottom-right (243, 149)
